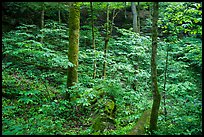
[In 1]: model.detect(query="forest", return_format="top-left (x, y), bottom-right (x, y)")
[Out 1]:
top-left (2, 2), bottom-right (202, 135)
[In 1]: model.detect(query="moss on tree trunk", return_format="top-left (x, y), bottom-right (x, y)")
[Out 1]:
top-left (67, 2), bottom-right (80, 88)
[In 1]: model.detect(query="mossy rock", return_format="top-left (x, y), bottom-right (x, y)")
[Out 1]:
top-left (105, 99), bottom-right (115, 116)
top-left (92, 113), bottom-right (116, 132)
top-left (128, 109), bottom-right (164, 135)
top-left (90, 90), bottom-right (117, 132)
top-left (128, 109), bottom-right (151, 135)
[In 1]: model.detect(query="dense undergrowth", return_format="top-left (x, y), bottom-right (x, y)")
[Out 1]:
top-left (2, 21), bottom-right (202, 135)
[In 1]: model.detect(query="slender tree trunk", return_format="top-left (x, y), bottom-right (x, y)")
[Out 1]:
top-left (137, 2), bottom-right (140, 34)
top-left (124, 2), bottom-right (127, 19)
top-left (102, 4), bottom-right (119, 79)
top-left (58, 2), bottom-right (61, 26)
top-left (131, 2), bottom-right (138, 33)
top-left (150, 2), bottom-right (161, 133)
top-left (58, 10), bottom-right (61, 24)
top-left (40, 3), bottom-right (45, 43)
top-left (102, 2), bottom-right (110, 79)
top-left (67, 2), bottom-right (80, 89)
top-left (149, 3), bottom-right (153, 16)
top-left (90, 2), bottom-right (97, 79)
top-left (110, 9), bottom-right (118, 34)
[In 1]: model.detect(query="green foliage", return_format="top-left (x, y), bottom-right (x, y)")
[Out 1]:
top-left (159, 2), bottom-right (202, 39)
top-left (155, 36), bottom-right (202, 135)
top-left (81, 2), bottom-right (126, 10)
top-left (177, 37), bottom-right (202, 68)
top-left (2, 22), bottom-right (72, 86)
top-left (2, 2), bottom-right (202, 135)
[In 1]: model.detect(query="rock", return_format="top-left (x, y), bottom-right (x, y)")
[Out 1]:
top-left (128, 109), bottom-right (151, 135)
top-left (91, 113), bottom-right (116, 132)
top-left (91, 99), bottom-right (116, 132)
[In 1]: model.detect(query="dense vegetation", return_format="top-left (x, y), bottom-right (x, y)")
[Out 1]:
top-left (2, 2), bottom-right (202, 135)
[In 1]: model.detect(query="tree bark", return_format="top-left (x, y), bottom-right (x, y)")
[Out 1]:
top-left (67, 2), bottom-right (80, 89)
top-left (90, 2), bottom-right (97, 79)
top-left (150, 2), bottom-right (161, 133)
top-left (124, 2), bottom-right (127, 19)
top-left (102, 2), bottom-right (110, 79)
top-left (102, 4), bottom-right (120, 79)
top-left (137, 2), bottom-right (140, 34)
top-left (131, 2), bottom-right (139, 33)
top-left (58, 2), bottom-right (61, 26)
top-left (58, 10), bottom-right (61, 25)
top-left (40, 3), bottom-right (45, 43)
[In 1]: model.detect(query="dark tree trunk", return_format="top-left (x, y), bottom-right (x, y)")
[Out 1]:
top-left (102, 3), bottom-right (119, 79)
top-left (58, 10), bottom-right (61, 24)
top-left (124, 2), bottom-right (127, 19)
top-left (150, 2), bottom-right (161, 133)
top-left (102, 3), bottom-right (110, 79)
top-left (90, 2), bottom-right (97, 79)
top-left (58, 2), bottom-right (61, 25)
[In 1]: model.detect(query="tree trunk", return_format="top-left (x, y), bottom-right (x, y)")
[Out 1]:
top-left (137, 2), bottom-right (140, 34)
top-left (58, 3), bottom-right (61, 25)
top-left (124, 2), bottom-right (127, 19)
top-left (90, 2), bottom-right (97, 79)
top-left (58, 10), bottom-right (61, 24)
top-left (102, 3), bottom-right (110, 79)
top-left (67, 2), bottom-right (80, 89)
top-left (131, 2), bottom-right (138, 33)
top-left (150, 2), bottom-right (161, 133)
top-left (40, 3), bottom-right (45, 43)
top-left (149, 3), bottom-right (153, 16)
top-left (102, 4), bottom-right (119, 79)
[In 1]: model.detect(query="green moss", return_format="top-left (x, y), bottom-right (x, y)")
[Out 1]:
top-left (67, 2), bottom-right (80, 88)
top-left (92, 113), bottom-right (116, 132)
top-left (90, 89), bottom-right (116, 132)
top-left (128, 109), bottom-right (164, 135)
top-left (105, 99), bottom-right (115, 116)
top-left (128, 109), bottom-right (151, 135)
top-left (92, 115), bottom-right (106, 131)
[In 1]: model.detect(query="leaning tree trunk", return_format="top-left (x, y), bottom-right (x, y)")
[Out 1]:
top-left (150, 2), bottom-right (161, 133)
top-left (131, 2), bottom-right (139, 33)
top-left (67, 2), bottom-right (80, 89)
top-left (90, 2), bottom-right (97, 79)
